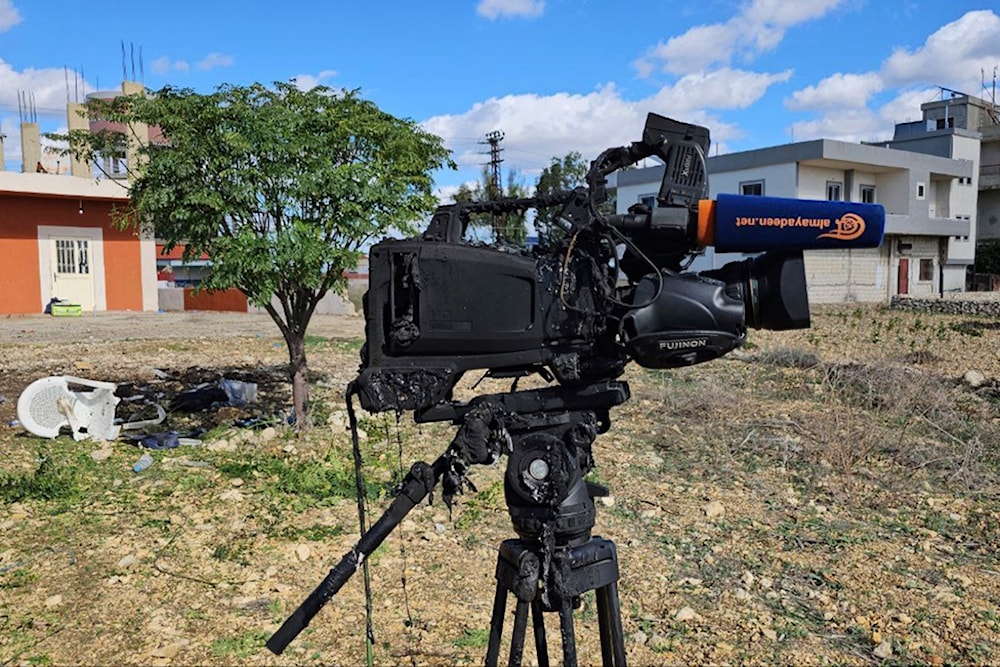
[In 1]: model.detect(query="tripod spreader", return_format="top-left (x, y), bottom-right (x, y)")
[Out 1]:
top-left (266, 455), bottom-right (448, 655)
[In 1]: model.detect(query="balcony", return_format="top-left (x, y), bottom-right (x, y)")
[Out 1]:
top-left (981, 163), bottom-right (1000, 190)
top-left (884, 213), bottom-right (970, 237)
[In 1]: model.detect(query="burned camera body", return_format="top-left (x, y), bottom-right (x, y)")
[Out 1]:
top-left (353, 114), bottom-right (811, 417)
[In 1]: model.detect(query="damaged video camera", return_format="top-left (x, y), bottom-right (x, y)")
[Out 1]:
top-left (354, 113), bottom-right (817, 416)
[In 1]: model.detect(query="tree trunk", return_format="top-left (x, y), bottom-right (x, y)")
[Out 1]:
top-left (287, 332), bottom-right (309, 430)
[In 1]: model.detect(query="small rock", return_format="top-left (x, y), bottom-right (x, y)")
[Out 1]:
top-left (873, 639), bottom-right (893, 659)
top-left (639, 509), bottom-right (658, 520)
top-left (674, 606), bottom-right (698, 622)
top-left (90, 447), bottom-right (114, 462)
top-left (703, 501), bottom-right (725, 519)
top-left (264, 566), bottom-right (278, 579)
top-left (208, 438), bottom-right (238, 452)
top-left (597, 496), bottom-right (615, 507)
top-left (259, 427), bottom-right (278, 442)
top-left (151, 642), bottom-right (181, 659)
top-left (761, 627), bottom-right (777, 641)
top-left (741, 571), bottom-right (755, 588)
top-left (733, 588), bottom-right (751, 602)
top-left (282, 444), bottom-right (296, 454)
top-left (117, 554), bottom-right (137, 569)
top-left (295, 544), bottom-right (311, 561)
top-left (646, 453), bottom-right (664, 466)
top-left (231, 478), bottom-right (244, 487)
top-left (963, 370), bottom-right (986, 388)
top-left (894, 612), bottom-right (912, 625)
top-left (219, 489), bottom-right (243, 502)
top-left (44, 594), bottom-right (63, 607)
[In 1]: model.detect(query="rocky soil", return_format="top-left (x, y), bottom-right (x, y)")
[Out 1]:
top-left (1, 305), bottom-right (999, 666)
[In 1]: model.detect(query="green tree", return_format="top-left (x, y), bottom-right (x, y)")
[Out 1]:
top-left (976, 240), bottom-right (1000, 275)
top-left (451, 166), bottom-right (530, 244)
top-left (57, 82), bottom-right (451, 427)
top-left (533, 151), bottom-right (588, 246)
top-left (532, 151), bottom-right (623, 248)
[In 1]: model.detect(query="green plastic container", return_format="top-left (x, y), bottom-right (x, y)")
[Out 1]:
top-left (50, 303), bottom-right (82, 317)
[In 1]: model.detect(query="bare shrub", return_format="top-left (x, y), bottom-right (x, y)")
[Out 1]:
top-left (750, 346), bottom-right (821, 369)
top-left (817, 360), bottom-right (1000, 489)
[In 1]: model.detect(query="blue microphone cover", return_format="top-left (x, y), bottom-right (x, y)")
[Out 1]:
top-left (711, 194), bottom-right (885, 253)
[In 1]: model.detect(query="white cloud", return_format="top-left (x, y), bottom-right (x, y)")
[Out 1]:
top-left (420, 74), bottom-right (784, 175)
top-left (785, 72), bottom-right (884, 111)
top-left (636, 0), bottom-right (844, 76)
top-left (877, 87), bottom-right (940, 125)
top-left (784, 10), bottom-right (1000, 145)
top-left (196, 53), bottom-right (234, 71)
top-left (882, 10), bottom-right (1000, 94)
top-left (291, 69), bottom-right (338, 91)
top-left (640, 23), bottom-right (736, 76)
top-left (742, 0), bottom-right (843, 26)
top-left (1, 117), bottom-right (19, 168)
top-left (0, 59), bottom-right (85, 117)
top-left (476, 0), bottom-right (544, 20)
top-left (649, 68), bottom-right (793, 112)
top-left (788, 109), bottom-right (888, 144)
top-left (423, 85), bottom-right (642, 174)
top-left (150, 56), bottom-right (190, 75)
top-left (0, 0), bottom-right (22, 32)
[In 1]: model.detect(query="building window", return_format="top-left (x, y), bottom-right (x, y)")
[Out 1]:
top-left (861, 185), bottom-right (876, 203)
top-left (740, 180), bottom-right (764, 196)
top-left (638, 194), bottom-right (656, 209)
top-left (55, 239), bottom-right (90, 275)
top-left (916, 182), bottom-right (926, 199)
top-left (919, 259), bottom-right (934, 281)
top-left (826, 181), bottom-right (843, 201)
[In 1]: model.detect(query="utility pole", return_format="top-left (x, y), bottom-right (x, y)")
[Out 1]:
top-left (482, 129), bottom-right (505, 236)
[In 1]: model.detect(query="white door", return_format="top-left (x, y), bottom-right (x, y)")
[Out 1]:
top-left (50, 237), bottom-right (96, 310)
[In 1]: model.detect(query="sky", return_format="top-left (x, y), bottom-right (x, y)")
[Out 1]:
top-left (2, 0), bottom-right (1000, 201)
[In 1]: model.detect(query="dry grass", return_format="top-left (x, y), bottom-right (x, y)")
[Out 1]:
top-left (1, 305), bottom-right (999, 666)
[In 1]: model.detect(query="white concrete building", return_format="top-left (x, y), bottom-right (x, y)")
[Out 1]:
top-left (618, 121), bottom-right (979, 303)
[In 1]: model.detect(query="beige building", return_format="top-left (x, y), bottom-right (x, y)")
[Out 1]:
top-left (618, 101), bottom-right (982, 303)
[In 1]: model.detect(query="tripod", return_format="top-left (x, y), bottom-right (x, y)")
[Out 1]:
top-left (267, 380), bottom-right (631, 667)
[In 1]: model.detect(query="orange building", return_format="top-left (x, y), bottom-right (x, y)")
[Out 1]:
top-left (0, 171), bottom-right (158, 314)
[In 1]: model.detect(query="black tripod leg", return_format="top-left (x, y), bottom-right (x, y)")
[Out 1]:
top-left (486, 584), bottom-right (508, 667)
top-left (508, 599), bottom-right (530, 667)
top-left (530, 598), bottom-right (549, 667)
top-left (596, 583), bottom-right (627, 666)
top-left (558, 600), bottom-right (578, 667)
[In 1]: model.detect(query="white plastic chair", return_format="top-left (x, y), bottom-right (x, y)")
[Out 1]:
top-left (17, 376), bottom-right (122, 441)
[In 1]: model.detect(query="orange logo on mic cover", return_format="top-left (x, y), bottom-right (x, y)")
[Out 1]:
top-left (817, 213), bottom-right (865, 241)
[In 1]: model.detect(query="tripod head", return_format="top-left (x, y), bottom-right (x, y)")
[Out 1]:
top-left (418, 380), bottom-right (629, 546)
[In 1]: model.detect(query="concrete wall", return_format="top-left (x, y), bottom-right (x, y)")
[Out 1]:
top-left (158, 288), bottom-right (184, 312)
top-left (707, 163), bottom-right (797, 198)
top-left (159, 287), bottom-right (355, 315)
top-left (804, 246), bottom-right (888, 304)
top-left (0, 191), bottom-right (145, 314)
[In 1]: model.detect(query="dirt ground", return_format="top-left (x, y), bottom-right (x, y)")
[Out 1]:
top-left (1, 305), bottom-right (999, 666)
top-left (0, 311), bottom-right (364, 344)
